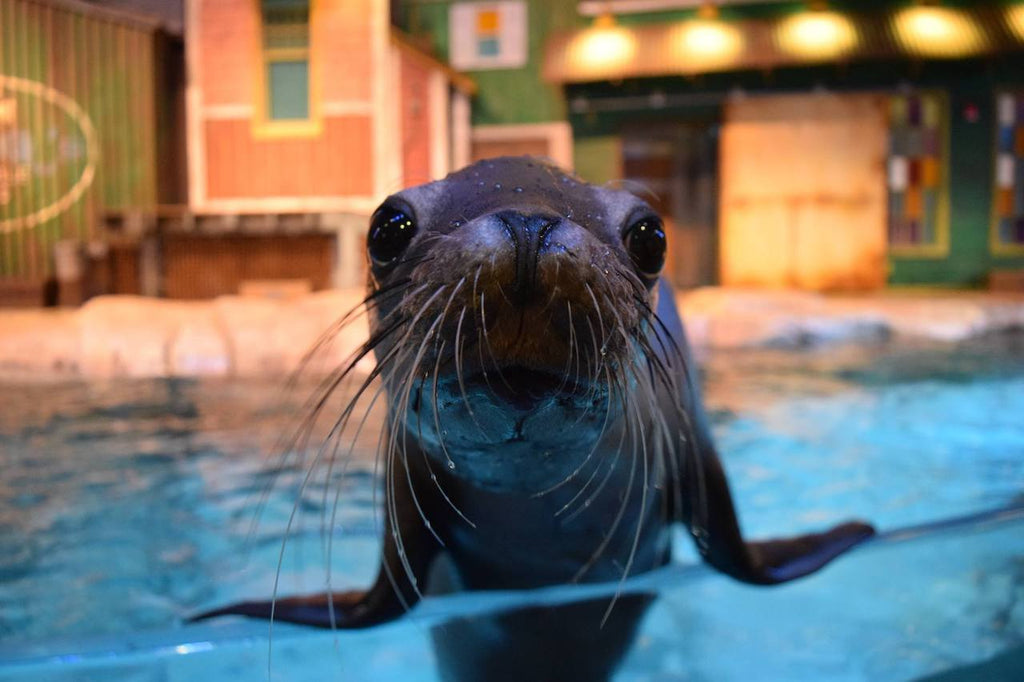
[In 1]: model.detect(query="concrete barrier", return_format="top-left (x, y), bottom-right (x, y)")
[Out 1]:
top-left (0, 287), bottom-right (1022, 381)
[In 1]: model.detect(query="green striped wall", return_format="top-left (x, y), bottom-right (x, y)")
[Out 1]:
top-left (0, 0), bottom-right (159, 279)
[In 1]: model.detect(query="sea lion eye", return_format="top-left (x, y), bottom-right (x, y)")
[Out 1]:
top-left (623, 216), bottom-right (666, 278)
top-left (368, 203), bottom-right (417, 266)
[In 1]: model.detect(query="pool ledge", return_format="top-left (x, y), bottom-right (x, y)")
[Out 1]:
top-left (0, 287), bottom-right (1022, 381)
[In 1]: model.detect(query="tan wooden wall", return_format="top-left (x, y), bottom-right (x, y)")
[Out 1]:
top-left (720, 93), bottom-right (889, 291)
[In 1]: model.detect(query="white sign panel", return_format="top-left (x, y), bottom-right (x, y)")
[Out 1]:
top-left (449, 1), bottom-right (528, 70)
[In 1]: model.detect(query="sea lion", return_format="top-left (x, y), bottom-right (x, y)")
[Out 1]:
top-left (194, 156), bottom-right (875, 681)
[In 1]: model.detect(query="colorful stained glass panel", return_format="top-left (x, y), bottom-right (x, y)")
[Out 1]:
top-left (888, 93), bottom-right (946, 250)
top-left (993, 93), bottom-right (1024, 250)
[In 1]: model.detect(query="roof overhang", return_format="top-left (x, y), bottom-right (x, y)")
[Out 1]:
top-left (544, 5), bottom-right (1024, 84)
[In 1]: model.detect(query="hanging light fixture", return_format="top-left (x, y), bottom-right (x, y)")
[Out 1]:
top-left (776, 1), bottom-right (858, 60)
top-left (893, 1), bottom-right (983, 58)
top-left (1007, 3), bottom-right (1024, 42)
top-left (568, 11), bottom-right (637, 76)
top-left (673, 2), bottom-right (743, 70)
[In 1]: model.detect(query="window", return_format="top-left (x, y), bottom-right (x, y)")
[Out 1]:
top-left (993, 92), bottom-right (1024, 255)
top-left (257, 0), bottom-right (317, 134)
top-left (887, 92), bottom-right (949, 257)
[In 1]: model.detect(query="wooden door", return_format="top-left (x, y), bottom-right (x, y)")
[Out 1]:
top-left (720, 93), bottom-right (888, 290)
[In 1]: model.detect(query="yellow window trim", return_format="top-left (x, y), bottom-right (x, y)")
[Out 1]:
top-left (888, 89), bottom-right (951, 260)
top-left (990, 90), bottom-right (1024, 258)
top-left (253, 0), bottom-right (322, 140)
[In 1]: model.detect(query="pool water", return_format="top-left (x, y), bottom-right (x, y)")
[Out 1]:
top-left (0, 336), bottom-right (1022, 681)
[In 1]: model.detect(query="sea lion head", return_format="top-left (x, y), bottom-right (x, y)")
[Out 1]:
top-left (364, 157), bottom-right (670, 493)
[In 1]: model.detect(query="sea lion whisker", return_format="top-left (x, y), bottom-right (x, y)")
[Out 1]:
top-left (534, 362), bottom-right (616, 499)
top-left (478, 290), bottom-right (516, 392)
top-left (561, 375), bottom-right (631, 523)
top-left (429, 339), bottom-right (476, 528)
top-left (407, 279), bottom-right (477, 528)
top-left (630, 333), bottom-right (686, 524)
top-left (584, 282), bottom-right (609, 374)
top-left (567, 384), bottom-right (635, 578)
top-left (288, 334), bottom-right (419, 621)
top-left (582, 312), bottom-right (603, 403)
top-left (453, 306), bottom-right (487, 438)
top-left (555, 299), bottom-right (578, 395)
top-left (315, 335), bottom-right (415, 558)
top-left (244, 314), bottom-right (412, 546)
top-left (324, 372), bottom-right (394, 629)
top-left (401, 323), bottom-right (447, 549)
top-left (600, 381), bottom-right (653, 628)
top-left (369, 283), bottom-right (458, 599)
top-left (287, 276), bottom-right (417, 389)
top-left (624, 302), bottom-right (710, 537)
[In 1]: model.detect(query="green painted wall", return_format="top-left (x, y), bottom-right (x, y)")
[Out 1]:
top-left (402, 0), bottom-right (581, 125)
top-left (0, 0), bottom-right (160, 279)
top-left (573, 135), bottom-right (620, 185)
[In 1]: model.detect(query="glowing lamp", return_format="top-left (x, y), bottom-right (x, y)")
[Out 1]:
top-left (777, 11), bottom-right (858, 60)
top-left (893, 6), bottom-right (983, 58)
top-left (674, 19), bottom-right (743, 69)
top-left (1007, 5), bottom-right (1024, 42)
top-left (568, 15), bottom-right (637, 74)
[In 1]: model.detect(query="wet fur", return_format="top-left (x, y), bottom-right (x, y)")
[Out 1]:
top-left (194, 157), bottom-right (875, 681)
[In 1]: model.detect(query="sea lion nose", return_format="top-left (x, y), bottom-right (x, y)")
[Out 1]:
top-left (494, 211), bottom-right (560, 305)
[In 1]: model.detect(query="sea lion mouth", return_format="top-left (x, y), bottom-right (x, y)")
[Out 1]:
top-left (464, 366), bottom-right (585, 412)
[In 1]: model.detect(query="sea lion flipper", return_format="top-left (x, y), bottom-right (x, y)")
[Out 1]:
top-left (650, 278), bottom-right (876, 585)
top-left (739, 520), bottom-right (876, 584)
top-left (188, 589), bottom-right (375, 628)
top-left (683, 444), bottom-right (876, 585)
top-left (190, 467), bottom-right (442, 628)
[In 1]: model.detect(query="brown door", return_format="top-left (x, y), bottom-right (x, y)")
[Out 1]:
top-left (719, 93), bottom-right (888, 290)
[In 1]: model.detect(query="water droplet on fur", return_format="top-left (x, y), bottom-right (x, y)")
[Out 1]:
top-left (493, 183), bottom-right (502, 190)
top-left (513, 186), bottom-right (523, 193)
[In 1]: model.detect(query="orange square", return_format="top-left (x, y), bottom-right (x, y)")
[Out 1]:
top-left (904, 187), bottom-right (923, 219)
top-left (920, 158), bottom-right (940, 188)
top-left (476, 10), bottom-right (499, 34)
top-left (997, 188), bottom-right (1014, 217)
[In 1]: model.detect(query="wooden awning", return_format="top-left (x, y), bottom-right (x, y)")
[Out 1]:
top-left (543, 5), bottom-right (1024, 83)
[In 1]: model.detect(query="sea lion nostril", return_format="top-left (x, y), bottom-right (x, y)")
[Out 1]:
top-left (495, 211), bottom-right (563, 304)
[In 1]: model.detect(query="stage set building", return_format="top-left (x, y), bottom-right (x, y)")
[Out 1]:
top-left (2, 0), bottom-right (1024, 304)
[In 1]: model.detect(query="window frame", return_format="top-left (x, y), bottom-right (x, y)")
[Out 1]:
top-left (990, 90), bottom-right (1024, 257)
top-left (253, 0), bottom-right (322, 139)
top-left (886, 89), bottom-right (951, 260)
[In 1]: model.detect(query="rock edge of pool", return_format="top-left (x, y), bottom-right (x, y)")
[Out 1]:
top-left (0, 287), bottom-right (1023, 382)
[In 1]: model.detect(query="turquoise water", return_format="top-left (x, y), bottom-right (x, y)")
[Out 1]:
top-left (0, 336), bottom-right (1022, 680)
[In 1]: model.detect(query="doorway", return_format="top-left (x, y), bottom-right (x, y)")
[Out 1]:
top-left (621, 122), bottom-right (720, 289)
